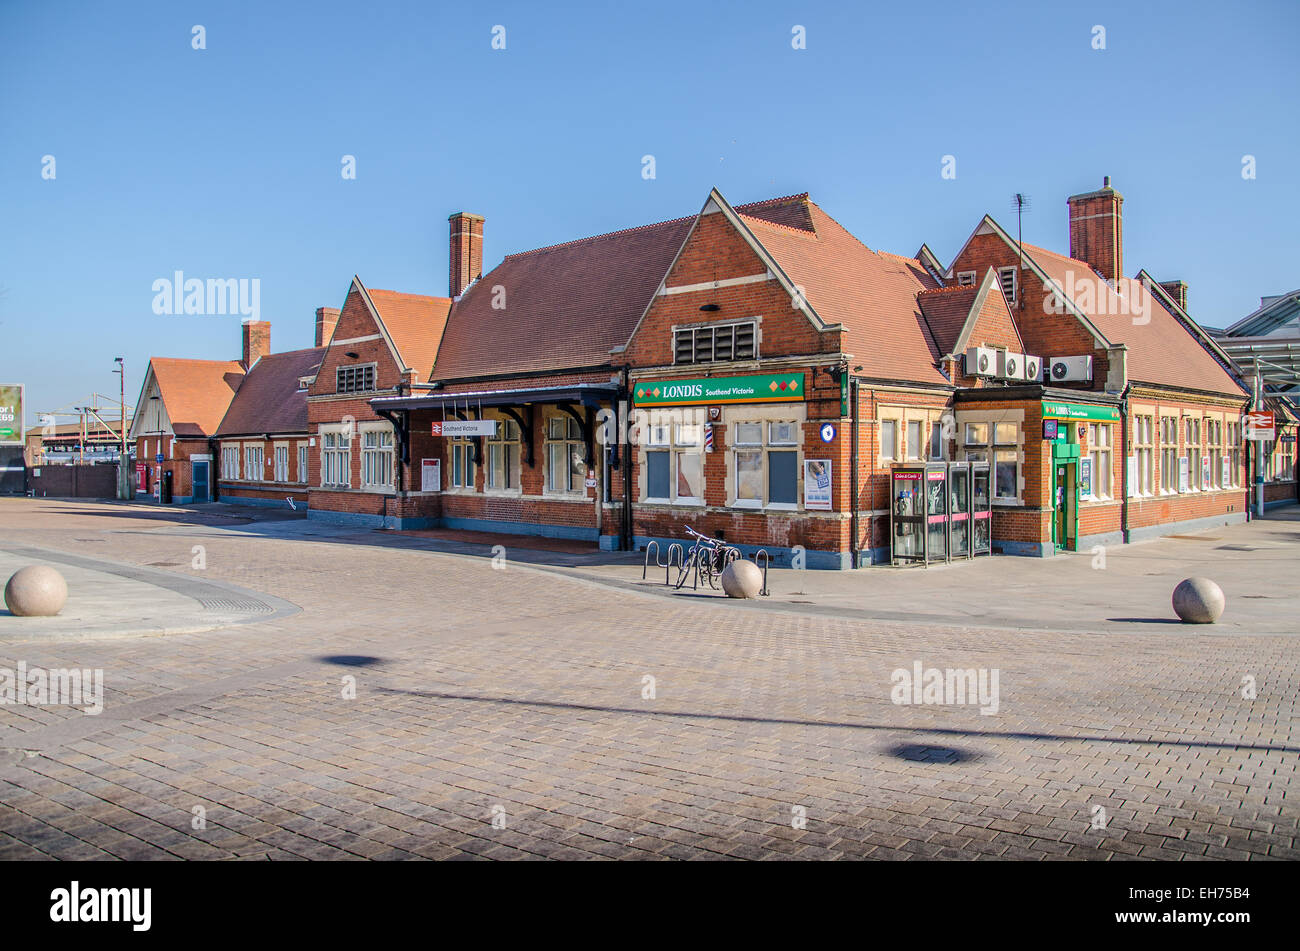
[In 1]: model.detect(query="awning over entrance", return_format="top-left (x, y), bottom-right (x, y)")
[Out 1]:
top-left (370, 383), bottom-right (618, 413)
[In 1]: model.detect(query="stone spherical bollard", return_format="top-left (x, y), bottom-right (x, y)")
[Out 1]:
top-left (4, 565), bottom-right (69, 617)
top-left (1172, 577), bottom-right (1225, 624)
top-left (720, 559), bottom-right (763, 599)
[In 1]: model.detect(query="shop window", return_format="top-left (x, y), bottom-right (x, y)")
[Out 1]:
top-left (733, 419), bottom-right (798, 509)
top-left (336, 364), bottom-right (376, 394)
top-left (321, 430), bottom-right (350, 488)
top-left (673, 321), bottom-right (757, 365)
top-left (1086, 423), bottom-right (1112, 500)
top-left (244, 445), bottom-right (264, 482)
top-left (1159, 416), bottom-right (1179, 494)
top-left (274, 444), bottom-right (290, 483)
top-left (361, 429), bottom-right (394, 488)
top-left (221, 446), bottom-right (240, 480)
top-left (1133, 415), bottom-right (1154, 496)
top-left (450, 435), bottom-right (475, 489)
top-left (298, 443), bottom-right (309, 484)
top-left (880, 420), bottom-right (898, 462)
top-left (645, 423), bottom-right (703, 504)
top-left (546, 416), bottom-right (587, 493)
top-left (961, 421), bottom-right (1018, 500)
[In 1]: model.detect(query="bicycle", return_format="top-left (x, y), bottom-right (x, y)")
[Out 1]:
top-left (674, 526), bottom-right (741, 591)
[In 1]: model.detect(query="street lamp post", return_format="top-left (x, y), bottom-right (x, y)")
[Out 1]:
top-left (114, 357), bottom-right (130, 500)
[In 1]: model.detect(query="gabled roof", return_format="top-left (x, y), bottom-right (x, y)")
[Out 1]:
top-left (216, 347), bottom-right (325, 436)
top-left (732, 197), bottom-right (948, 385)
top-left (947, 214), bottom-right (1244, 396)
top-left (366, 287), bottom-right (451, 379)
top-left (134, 358), bottom-right (245, 438)
top-left (918, 268), bottom-right (1024, 358)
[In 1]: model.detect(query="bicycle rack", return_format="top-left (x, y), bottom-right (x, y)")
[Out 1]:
top-left (666, 543), bottom-right (683, 585)
top-left (752, 549), bottom-right (771, 596)
top-left (642, 541), bottom-right (659, 581)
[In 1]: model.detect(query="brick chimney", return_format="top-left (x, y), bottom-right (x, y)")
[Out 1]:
top-left (241, 320), bottom-right (270, 369)
top-left (1067, 176), bottom-right (1124, 283)
top-left (315, 306), bottom-right (340, 347)
top-left (448, 212), bottom-right (485, 298)
top-left (1158, 280), bottom-right (1188, 312)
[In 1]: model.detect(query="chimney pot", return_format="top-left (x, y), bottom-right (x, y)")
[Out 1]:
top-left (1103, 175), bottom-right (1110, 187)
top-left (241, 320), bottom-right (271, 369)
top-left (448, 212), bottom-right (485, 299)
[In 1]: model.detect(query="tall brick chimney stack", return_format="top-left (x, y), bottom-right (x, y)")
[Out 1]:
top-left (448, 212), bottom-right (485, 299)
top-left (1067, 176), bottom-right (1124, 283)
top-left (315, 307), bottom-right (340, 347)
top-left (241, 320), bottom-right (271, 369)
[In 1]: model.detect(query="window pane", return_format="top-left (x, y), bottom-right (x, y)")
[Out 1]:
top-left (546, 443), bottom-right (561, 490)
top-left (736, 450), bottom-right (763, 501)
top-left (735, 422), bottom-right (762, 445)
top-left (676, 451), bottom-right (702, 500)
top-left (676, 424), bottom-right (701, 447)
top-left (994, 450), bottom-right (1017, 499)
top-left (964, 422), bottom-right (988, 446)
top-left (929, 422), bottom-right (942, 460)
top-left (881, 420), bottom-right (896, 459)
top-left (769, 421), bottom-right (797, 445)
top-left (907, 421), bottom-right (922, 459)
top-left (647, 451), bottom-right (670, 498)
top-left (994, 423), bottom-right (1017, 445)
top-left (569, 445), bottom-right (586, 491)
top-left (768, 451), bottom-right (798, 505)
top-left (648, 423), bottom-right (670, 446)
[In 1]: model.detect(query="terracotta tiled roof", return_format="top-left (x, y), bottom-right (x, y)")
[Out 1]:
top-left (918, 285), bottom-right (981, 357)
top-left (149, 358), bottom-right (244, 437)
top-left (1021, 242), bottom-right (1244, 396)
top-left (739, 200), bottom-right (949, 386)
top-left (368, 288), bottom-right (452, 378)
top-left (216, 347), bottom-right (324, 436)
top-left (430, 216), bottom-right (696, 380)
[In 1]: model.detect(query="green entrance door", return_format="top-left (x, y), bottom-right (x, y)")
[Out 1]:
top-left (1050, 443), bottom-right (1080, 551)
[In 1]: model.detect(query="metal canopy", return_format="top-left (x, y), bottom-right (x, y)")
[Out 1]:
top-left (1216, 337), bottom-right (1300, 391)
top-left (370, 383), bottom-right (618, 413)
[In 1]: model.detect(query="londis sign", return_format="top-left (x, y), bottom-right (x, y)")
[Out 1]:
top-left (633, 373), bottom-right (804, 407)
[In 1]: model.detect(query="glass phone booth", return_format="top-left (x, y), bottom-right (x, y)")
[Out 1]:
top-left (970, 461), bottom-right (992, 556)
top-left (948, 462), bottom-right (972, 559)
top-left (890, 464), bottom-right (950, 566)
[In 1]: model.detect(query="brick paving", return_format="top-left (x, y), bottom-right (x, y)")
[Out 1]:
top-left (0, 499), bottom-right (1296, 860)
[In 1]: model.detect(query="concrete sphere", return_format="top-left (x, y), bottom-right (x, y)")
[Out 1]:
top-left (1172, 577), bottom-right (1225, 624)
top-left (720, 559), bottom-right (763, 599)
top-left (5, 565), bottom-right (69, 617)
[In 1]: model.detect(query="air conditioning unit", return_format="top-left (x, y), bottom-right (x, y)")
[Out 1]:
top-left (1023, 354), bottom-right (1042, 382)
top-left (998, 351), bottom-right (1025, 381)
top-left (1049, 355), bottom-right (1093, 382)
top-left (964, 346), bottom-right (996, 377)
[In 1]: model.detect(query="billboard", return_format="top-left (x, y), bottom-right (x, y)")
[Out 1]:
top-left (0, 384), bottom-right (23, 445)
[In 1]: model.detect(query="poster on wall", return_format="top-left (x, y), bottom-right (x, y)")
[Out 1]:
top-left (1079, 458), bottom-right (1093, 498)
top-left (1201, 455), bottom-right (1211, 490)
top-left (1126, 456), bottom-right (1137, 497)
top-left (1178, 456), bottom-right (1190, 492)
top-left (0, 383), bottom-right (23, 445)
top-left (804, 459), bottom-right (832, 510)
top-left (421, 458), bottom-right (441, 492)
top-left (1222, 457), bottom-right (1231, 488)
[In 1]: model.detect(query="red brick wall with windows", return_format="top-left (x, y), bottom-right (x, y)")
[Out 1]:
top-left (216, 436), bottom-right (311, 506)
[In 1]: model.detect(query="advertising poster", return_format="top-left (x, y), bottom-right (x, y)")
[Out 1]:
top-left (804, 459), bottom-right (832, 510)
top-left (1079, 458), bottom-right (1093, 497)
top-left (0, 384), bottom-right (23, 445)
top-left (1178, 456), bottom-right (1190, 492)
top-left (1201, 455), bottom-right (1211, 490)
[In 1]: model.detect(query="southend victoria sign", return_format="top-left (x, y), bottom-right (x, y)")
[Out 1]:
top-left (633, 373), bottom-right (805, 407)
top-left (0, 384), bottom-right (23, 445)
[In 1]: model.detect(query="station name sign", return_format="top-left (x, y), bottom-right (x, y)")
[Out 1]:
top-left (0, 384), bottom-right (23, 445)
top-left (1040, 400), bottom-right (1120, 423)
top-left (431, 419), bottom-right (498, 437)
top-left (633, 373), bottom-right (804, 407)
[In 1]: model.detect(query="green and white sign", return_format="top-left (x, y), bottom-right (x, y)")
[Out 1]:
top-left (0, 384), bottom-right (23, 445)
top-left (1041, 400), bottom-right (1120, 423)
top-left (633, 373), bottom-right (805, 407)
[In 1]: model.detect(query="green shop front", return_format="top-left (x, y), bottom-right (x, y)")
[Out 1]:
top-left (1041, 399), bottom-right (1121, 552)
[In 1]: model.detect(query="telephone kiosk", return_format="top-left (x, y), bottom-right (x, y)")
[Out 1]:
top-left (890, 462), bottom-right (991, 566)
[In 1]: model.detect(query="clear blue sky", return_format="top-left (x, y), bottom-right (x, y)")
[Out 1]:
top-left (2, 0), bottom-right (1296, 429)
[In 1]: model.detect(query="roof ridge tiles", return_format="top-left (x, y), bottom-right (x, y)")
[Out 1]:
top-left (737, 213), bottom-right (819, 237)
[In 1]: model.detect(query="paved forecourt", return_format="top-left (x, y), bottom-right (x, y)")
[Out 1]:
top-left (0, 499), bottom-right (1295, 860)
